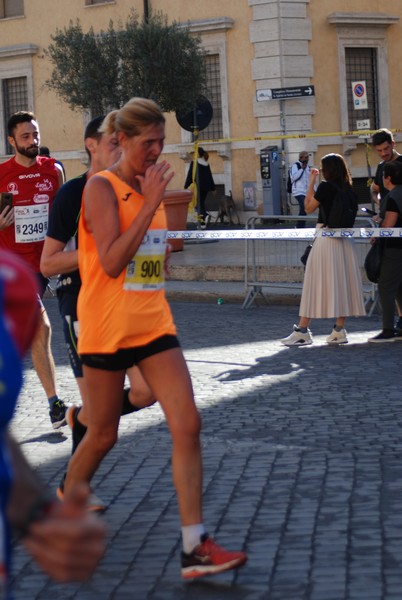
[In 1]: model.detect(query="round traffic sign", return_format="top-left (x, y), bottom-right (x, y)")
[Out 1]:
top-left (354, 83), bottom-right (365, 98)
top-left (176, 96), bottom-right (213, 132)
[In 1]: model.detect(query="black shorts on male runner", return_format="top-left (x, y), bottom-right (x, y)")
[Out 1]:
top-left (57, 290), bottom-right (83, 378)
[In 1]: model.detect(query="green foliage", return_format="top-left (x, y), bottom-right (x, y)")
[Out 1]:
top-left (45, 11), bottom-right (207, 115)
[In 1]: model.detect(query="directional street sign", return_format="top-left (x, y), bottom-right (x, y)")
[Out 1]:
top-left (256, 86), bottom-right (315, 102)
top-left (271, 86), bottom-right (315, 100)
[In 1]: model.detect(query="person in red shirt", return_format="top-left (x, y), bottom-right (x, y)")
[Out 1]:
top-left (0, 111), bottom-right (67, 429)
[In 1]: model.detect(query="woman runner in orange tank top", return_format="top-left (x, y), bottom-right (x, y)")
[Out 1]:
top-left (63, 97), bottom-right (247, 580)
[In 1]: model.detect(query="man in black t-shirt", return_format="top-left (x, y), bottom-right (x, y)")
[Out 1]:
top-left (40, 117), bottom-right (155, 508)
top-left (368, 159), bottom-right (402, 343)
top-left (41, 116), bottom-right (118, 403)
top-left (370, 129), bottom-right (402, 334)
top-left (371, 128), bottom-right (402, 216)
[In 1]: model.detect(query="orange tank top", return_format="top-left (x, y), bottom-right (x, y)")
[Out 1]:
top-left (77, 171), bottom-right (176, 354)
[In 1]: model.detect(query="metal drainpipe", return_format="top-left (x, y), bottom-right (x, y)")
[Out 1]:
top-left (143, 0), bottom-right (149, 22)
top-left (276, 0), bottom-right (288, 214)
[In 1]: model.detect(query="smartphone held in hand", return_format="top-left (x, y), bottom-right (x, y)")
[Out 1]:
top-left (0, 192), bottom-right (13, 213)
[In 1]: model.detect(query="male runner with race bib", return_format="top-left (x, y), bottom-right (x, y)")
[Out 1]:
top-left (0, 111), bottom-right (67, 429)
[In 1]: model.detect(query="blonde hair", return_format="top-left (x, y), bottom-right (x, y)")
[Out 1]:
top-left (101, 97), bottom-right (165, 138)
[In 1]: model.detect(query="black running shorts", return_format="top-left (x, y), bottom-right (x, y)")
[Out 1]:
top-left (80, 334), bottom-right (180, 371)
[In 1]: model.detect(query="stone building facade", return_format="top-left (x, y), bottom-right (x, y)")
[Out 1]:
top-left (0, 0), bottom-right (401, 216)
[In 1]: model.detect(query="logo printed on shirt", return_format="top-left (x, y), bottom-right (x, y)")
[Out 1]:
top-left (7, 182), bottom-right (18, 195)
top-left (18, 173), bottom-right (40, 179)
top-left (33, 194), bottom-right (49, 204)
top-left (35, 179), bottom-right (53, 193)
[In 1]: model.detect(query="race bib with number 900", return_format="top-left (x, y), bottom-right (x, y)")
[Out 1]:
top-left (124, 229), bottom-right (167, 291)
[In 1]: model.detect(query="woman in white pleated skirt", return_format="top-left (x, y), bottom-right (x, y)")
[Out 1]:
top-left (281, 153), bottom-right (366, 346)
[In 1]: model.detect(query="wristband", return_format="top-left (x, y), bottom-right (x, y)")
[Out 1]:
top-left (18, 495), bottom-right (56, 538)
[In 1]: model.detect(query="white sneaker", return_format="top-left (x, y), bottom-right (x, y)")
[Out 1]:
top-left (281, 325), bottom-right (313, 346)
top-left (326, 328), bottom-right (348, 345)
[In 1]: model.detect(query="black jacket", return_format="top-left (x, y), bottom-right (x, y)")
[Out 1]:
top-left (185, 159), bottom-right (215, 193)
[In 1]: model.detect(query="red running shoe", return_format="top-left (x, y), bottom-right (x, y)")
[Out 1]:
top-left (181, 534), bottom-right (247, 579)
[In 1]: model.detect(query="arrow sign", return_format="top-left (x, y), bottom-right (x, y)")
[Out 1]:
top-left (271, 86), bottom-right (315, 100)
top-left (257, 86), bottom-right (315, 101)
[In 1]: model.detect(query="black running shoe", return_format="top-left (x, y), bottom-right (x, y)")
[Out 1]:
top-left (49, 399), bottom-right (67, 429)
top-left (368, 330), bottom-right (396, 343)
top-left (122, 387), bottom-right (141, 415)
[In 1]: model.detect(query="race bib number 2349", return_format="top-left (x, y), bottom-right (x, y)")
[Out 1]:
top-left (14, 204), bottom-right (48, 243)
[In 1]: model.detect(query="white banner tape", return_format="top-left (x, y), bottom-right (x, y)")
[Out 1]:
top-left (167, 228), bottom-right (402, 241)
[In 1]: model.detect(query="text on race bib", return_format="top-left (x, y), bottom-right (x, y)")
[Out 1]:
top-left (14, 205), bottom-right (48, 243)
top-left (124, 229), bottom-right (167, 291)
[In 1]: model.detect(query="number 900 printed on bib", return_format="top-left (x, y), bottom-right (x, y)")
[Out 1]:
top-left (124, 229), bottom-right (167, 291)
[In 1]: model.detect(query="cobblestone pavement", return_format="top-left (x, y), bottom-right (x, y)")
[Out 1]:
top-left (10, 298), bottom-right (402, 600)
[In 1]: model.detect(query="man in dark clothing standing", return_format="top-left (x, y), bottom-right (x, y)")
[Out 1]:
top-left (184, 147), bottom-right (215, 228)
top-left (370, 128), bottom-right (402, 334)
top-left (368, 160), bottom-right (402, 343)
top-left (371, 128), bottom-right (402, 215)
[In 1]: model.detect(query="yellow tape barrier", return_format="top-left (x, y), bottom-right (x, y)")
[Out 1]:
top-left (198, 128), bottom-right (402, 145)
top-left (188, 137), bottom-right (199, 214)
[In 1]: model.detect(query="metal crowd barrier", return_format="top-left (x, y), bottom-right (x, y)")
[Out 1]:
top-left (242, 214), bottom-right (378, 313)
